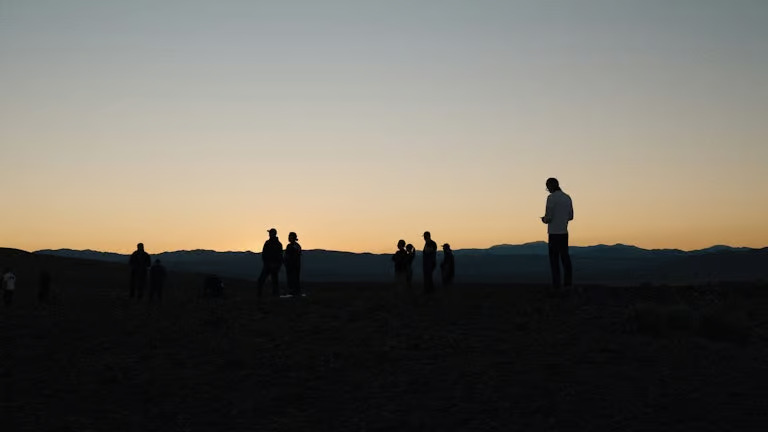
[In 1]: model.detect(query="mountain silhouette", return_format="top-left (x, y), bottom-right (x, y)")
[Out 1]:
top-left (34, 244), bottom-right (768, 285)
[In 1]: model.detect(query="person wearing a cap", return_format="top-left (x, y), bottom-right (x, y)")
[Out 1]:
top-left (257, 228), bottom-right (283, 298)
top-left (541, 177), bottom-right (574, 289)
top-left (440, 243), bottom-right (455, 286)
top-left (422, 231), bottom-right (438, 294)
top-left (284, 232), bottom-right (302, 297)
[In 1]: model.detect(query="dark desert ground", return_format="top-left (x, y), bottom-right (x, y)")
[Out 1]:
top-left (1, 248), bottom-right (766, 431)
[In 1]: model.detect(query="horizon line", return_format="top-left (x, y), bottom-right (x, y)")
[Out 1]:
top-left (15, 242), bottom-right (765, 256)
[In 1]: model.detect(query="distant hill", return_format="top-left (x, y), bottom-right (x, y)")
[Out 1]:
top-left (33, 249), bottom-right (127, 263)
top-left (32, 244), bottom-right (768, 285)
top-left (466, 242), bottom-right (688, 258)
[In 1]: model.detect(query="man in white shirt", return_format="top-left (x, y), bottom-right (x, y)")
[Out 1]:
top-left (3, 268), bottom-right (17, 306)
top-left (541, 178), bottom-right (574, 289)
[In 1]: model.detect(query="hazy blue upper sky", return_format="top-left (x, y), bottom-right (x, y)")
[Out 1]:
top-left (2, 0), bottom-right (767, 253)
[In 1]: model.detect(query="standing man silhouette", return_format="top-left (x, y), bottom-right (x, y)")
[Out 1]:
top-left (129, 243), bottom-right (151, 300)
top-left (422, 231), bottom-right (438, 294)
top-left (541, 178), bottom-right (574, 289)
top-left (257, 228), bottom-right (283, 298)
top-left (284, 232), bottom-right (302, 297)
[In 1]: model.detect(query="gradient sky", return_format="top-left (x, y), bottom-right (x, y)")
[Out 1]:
top-left (2, 0), bottom-right (767, 254)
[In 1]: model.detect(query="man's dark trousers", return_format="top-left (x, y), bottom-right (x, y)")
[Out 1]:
top-left (257, 264), bottom-right (280, 297)
top-left (130, 272), bottom-right (147, 299)
top-left (548, 233), bottom-right (573, 288)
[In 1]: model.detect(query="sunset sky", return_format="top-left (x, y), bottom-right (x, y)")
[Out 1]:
top-left (2, 0), bottom-right (767, 254)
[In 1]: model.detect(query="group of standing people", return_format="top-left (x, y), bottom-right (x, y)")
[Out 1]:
top-left (123, 177), bottom-right (572, 302)
top-left (391, 177), bottom-right (573, 292)
top-left (392, 232), bottom-right (455, 293)
top-left (126, 229), bottom-right (305, 302)
top-left (128, 243), bottom-right (167, 301)
top-left (256, 228), bottom-right (302, 298)
top-left (251, 176), bottom-right (571, 297)
top-left (6, 178), bottom-right (573, 310)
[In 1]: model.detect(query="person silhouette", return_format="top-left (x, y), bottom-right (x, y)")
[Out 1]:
top-left (284, 232), bottom-right (302, 297)
top-left (440, 243), bottom-right (455, 286)
top-left (129, 243), bottom-right (151, 300)
top-left (541, 177), bottom-right (574, 289)
top-left (422, 232), bottom-right (438, 294)
top-left (257, 228), bottom-right (283, 298)
top-left (38, 270), bottom-right (51, 305)
top-left (405, 243), bottom-right (416, 289)
top-left (2, 268), bottom-right (16, 307)
top-left (149, 259), bottom-right (167, 302)
top-left (392, 240), bottom-right (409, 288)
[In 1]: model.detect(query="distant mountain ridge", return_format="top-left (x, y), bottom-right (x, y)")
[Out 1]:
top-left (36, 242), bottom-right (758, 259)
top-left (478, 242), bottom-right (753, 256)
top-left (32, 243), bottom-right (768, 285)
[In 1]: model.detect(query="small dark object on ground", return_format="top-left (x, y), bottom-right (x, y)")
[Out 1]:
top-left (203, 275), bottom-right (224, 298)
